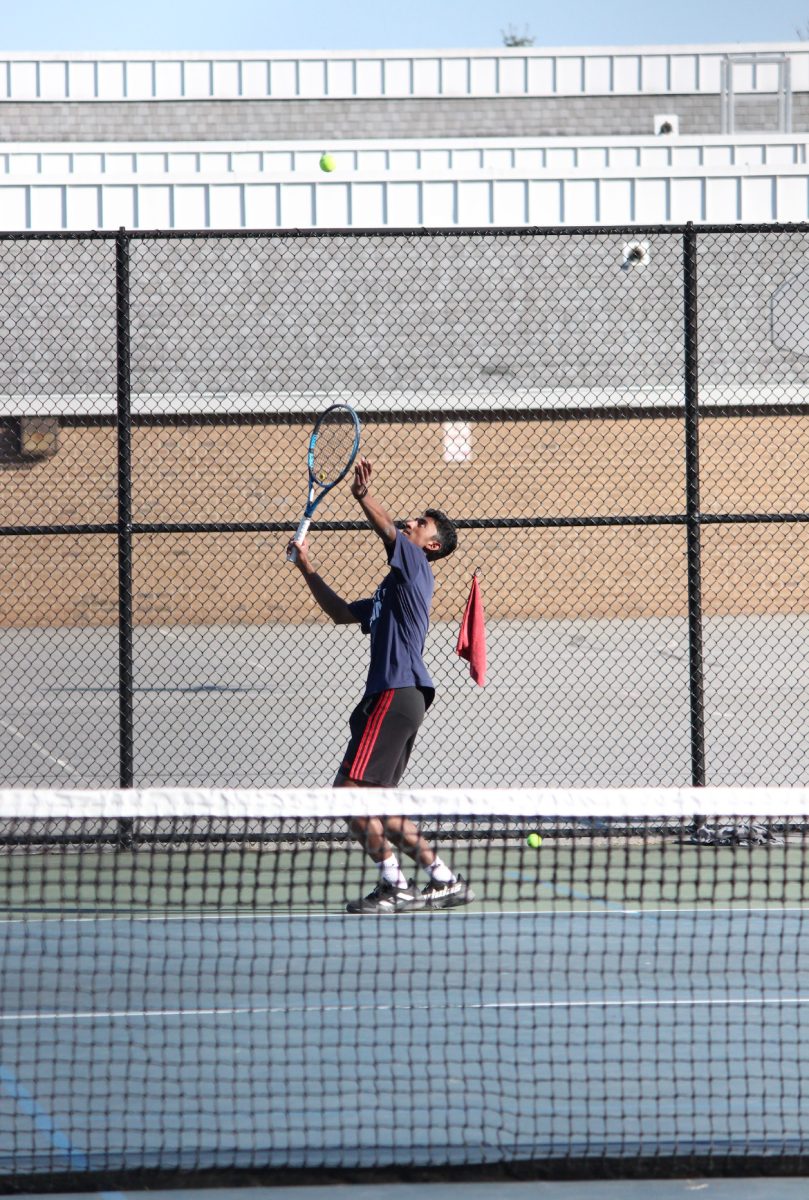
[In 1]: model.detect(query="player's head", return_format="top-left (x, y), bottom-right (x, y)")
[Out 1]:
top-left (401, 509), bottom-right (457, 562)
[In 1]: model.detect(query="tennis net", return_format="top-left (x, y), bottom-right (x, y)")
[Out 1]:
top-left (1, 785), bottom-right (809, 1188)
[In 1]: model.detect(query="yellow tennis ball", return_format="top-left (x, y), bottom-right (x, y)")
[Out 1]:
top-left (526, 833), bottom-right (542, 849)
top-left (319, 153), bottom-right (336, 173)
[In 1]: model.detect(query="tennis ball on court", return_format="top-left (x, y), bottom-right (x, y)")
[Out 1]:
top-left (319, 153), bottom-right (336, 173)
top-left (526, 833), bottom-right (542, 849)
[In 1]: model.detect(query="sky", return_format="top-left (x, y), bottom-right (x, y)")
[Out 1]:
top-left (0, 0), bottom-right (807, 53)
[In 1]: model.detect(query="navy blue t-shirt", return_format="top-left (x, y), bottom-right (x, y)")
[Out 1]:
top-left (348, 531), bottom-right (435, 699)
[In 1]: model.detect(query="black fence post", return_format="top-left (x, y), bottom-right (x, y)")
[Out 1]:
top-left (115, 227), bottom-right (134, 791)
top-left (683, 222), bottom-right (706, 788)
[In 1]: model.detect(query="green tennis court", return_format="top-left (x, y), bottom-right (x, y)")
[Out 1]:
top-left (1, 832), bottom-right (806, 916)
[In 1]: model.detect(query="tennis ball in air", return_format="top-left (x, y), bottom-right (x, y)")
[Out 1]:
top-left (319, 153), bottom-right (336, 173)
top-left (526, 833), bottom-right (542, 849)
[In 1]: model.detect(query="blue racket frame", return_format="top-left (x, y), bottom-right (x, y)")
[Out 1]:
top-left (287, 404), bottom-right (361, 562)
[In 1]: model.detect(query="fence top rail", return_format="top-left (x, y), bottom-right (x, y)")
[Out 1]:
top-left (45, 401), bottom-right (809, 429)
top-left (0, 222), bottom-right (807, 242)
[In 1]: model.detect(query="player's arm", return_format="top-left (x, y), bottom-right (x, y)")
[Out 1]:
top-left (287, 539), bottom-right (359, 625)
top-left (351, 457), bottom-right (397, 547)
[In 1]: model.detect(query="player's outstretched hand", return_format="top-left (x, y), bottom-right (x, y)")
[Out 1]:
top-left (351, 456), bottom-right (372, 500)
top-left (287, 537), bottom-right (310, 568)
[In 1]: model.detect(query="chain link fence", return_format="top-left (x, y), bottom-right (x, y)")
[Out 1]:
top-left (0, 225), bottom-right (808, 789)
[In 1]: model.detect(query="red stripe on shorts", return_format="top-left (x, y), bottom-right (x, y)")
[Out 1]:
top-left (350, 690), bottom-right (395, 781)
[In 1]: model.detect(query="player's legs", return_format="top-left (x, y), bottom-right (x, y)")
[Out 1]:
top-left (337, 687), bottom-right (429, 865)
top-left (333, 783), bottom-right (427, 914)
top-left (335, 689), bottom-right (473, 913)
top-left (341, 806), bottom-right (474, 912)
top-left (345, 812), bottom-right (438, 874)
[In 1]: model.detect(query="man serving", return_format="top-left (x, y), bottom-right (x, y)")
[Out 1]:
top-left (288, 455), bottom-right (473, 915)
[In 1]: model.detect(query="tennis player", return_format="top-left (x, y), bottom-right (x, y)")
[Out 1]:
top-left (288, 454), bottom-right (474, 915)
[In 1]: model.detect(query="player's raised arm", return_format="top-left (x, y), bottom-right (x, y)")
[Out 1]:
top-left (287, 537), bottom-right (359, 625)
top-left (351, 457), bottom-right (397, 547)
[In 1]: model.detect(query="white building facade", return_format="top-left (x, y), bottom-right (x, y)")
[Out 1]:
top-left (0, 42), bottom-right (806, 228)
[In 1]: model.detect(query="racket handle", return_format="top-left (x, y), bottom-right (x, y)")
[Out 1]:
top-left (287, 516), bottom-right (311, 563)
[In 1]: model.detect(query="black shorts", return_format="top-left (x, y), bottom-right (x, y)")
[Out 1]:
top-left (337, 686), bottom-right (434, 787)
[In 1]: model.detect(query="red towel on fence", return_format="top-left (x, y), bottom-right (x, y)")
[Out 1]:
top-left (456, 572), bottom-right (487, 686)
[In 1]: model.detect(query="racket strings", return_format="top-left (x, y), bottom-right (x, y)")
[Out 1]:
top-left (312, 412), bottom-right (358, 485)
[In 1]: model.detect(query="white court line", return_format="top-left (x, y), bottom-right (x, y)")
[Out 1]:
top-left (3, 905), bottom-right (809, 925)
top-left (3, 995), bottom-right (809, 1023)
top-left (0, 718), bottom-right (78, 777)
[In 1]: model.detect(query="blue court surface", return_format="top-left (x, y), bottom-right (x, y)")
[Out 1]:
top-left (12, 1182), bottom-right (809, 1200)
top-left (2, 892), bottom-right (809, 1180)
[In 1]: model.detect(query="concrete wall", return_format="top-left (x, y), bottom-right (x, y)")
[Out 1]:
top-left (0, 231), bottom-right (808, 407)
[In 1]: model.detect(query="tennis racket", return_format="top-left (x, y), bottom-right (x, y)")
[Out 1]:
top-left (287, 404), bottom-right (362, 563)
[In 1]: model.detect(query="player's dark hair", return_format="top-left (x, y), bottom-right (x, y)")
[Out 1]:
top-left (425, 509), bottom-right (458, 561)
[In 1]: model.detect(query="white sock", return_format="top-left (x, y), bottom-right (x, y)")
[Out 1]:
top-left (425, 856), bottom-right (455, 885)
top-left (378, 854), bottom-right (408, 890)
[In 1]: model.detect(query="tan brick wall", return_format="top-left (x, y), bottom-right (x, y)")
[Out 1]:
top-left (0, 415), bottom-right (806, 627)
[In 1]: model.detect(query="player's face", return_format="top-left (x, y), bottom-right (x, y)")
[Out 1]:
top-left (401, 514), bottom-right (440, 554)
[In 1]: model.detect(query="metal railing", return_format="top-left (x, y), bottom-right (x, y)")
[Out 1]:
top-left (0, 44), bottom-right (803, 101)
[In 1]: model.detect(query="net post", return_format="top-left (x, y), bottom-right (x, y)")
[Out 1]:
top-left (115, 227), bottom-right (135, 804)
top-left (683, 221), bottom-right (706, 802)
